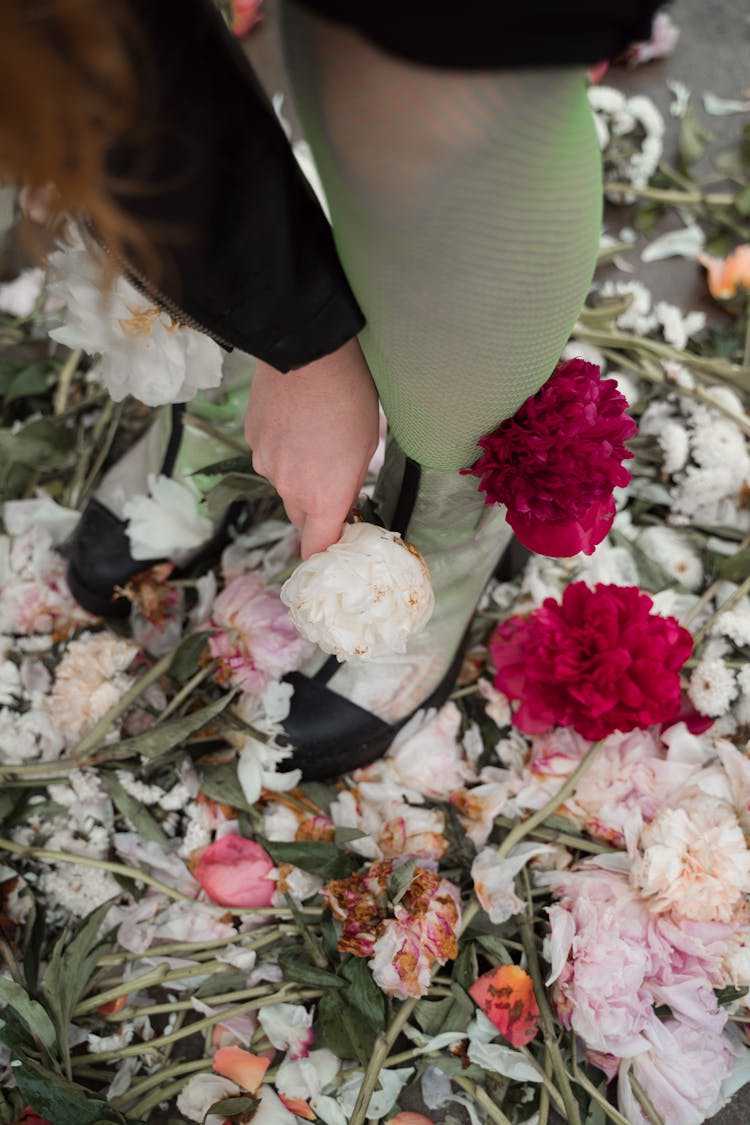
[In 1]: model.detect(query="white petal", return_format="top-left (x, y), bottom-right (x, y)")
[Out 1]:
top-left (467, 1040), bottom-right (542, 1083)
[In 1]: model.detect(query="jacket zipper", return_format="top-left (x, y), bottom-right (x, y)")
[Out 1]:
top-left (83, 220), bottom-right (234, 350)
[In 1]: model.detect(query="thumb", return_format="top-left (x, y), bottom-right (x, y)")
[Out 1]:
top-left (300, 512), bottom-right (346, 560)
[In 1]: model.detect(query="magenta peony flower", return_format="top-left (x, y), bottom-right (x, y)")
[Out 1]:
top-left (209, 572), bottom-right (313, 695)
top-left (193, 834), bottom-right (276, 908)
top-left (491, 582), bottom-right (693, 741)
top-left (463, 359), bottom-right (637, 556)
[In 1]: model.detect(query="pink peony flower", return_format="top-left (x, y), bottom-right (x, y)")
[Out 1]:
top-left (209, 572), bottom-right (313, 695)
top-left (491, 582), bottom-right (693, 741)
top-left (463, 359), bottom-right (637, 557)
top-left (192, 834), bottom-right (276, 908)
top-left (47, 632), bottom-right (138, 747)
top-left (618, 1019), bottom-right (734, 1125)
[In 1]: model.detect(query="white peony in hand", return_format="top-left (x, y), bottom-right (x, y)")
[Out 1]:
top-left (280, 522), bottom-right (434, 661)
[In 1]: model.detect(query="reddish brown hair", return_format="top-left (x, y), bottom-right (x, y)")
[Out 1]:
top-left (0, 0), bottom-right (146, 259)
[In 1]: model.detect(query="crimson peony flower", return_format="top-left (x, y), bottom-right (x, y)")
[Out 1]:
top-left (491, 582), bottom-right (693, 741)
top-left (463, 359), bottom-right (637, 557)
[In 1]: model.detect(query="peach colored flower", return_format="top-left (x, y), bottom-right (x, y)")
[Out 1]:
top-left (699, 245), bottom-right (750, 301)
top-left (630, 792), bottom-right (750, 922)
top-left (46, 632), bottom-right (137, 746)
top-left (212, 1046), bottom-right (269, 1093)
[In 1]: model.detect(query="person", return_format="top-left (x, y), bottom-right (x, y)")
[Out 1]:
top-left (0, 0), bottom-right (663, 775)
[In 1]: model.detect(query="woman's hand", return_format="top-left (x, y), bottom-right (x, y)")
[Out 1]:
top-left (245, 337), bottom-right (380, 559)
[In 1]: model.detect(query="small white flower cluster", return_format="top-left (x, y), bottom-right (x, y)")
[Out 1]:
top-left (587, 87), bottom-right (665, 193)
top-left (599, 279), bottom-right (706, 350)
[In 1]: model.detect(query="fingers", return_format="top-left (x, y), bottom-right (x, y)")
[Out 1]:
top-left (300, 511), bottom-right (346, 560)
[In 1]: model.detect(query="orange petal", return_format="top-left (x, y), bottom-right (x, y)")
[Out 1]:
top-left (279, 1094), bottom-right (316, 1119)
top-left (468, 964), bottom-right (540, 1047)
top-left (212, 1046), bottom-right (270, 1093)
top-left (97, 994), bottom-right (128, 1016)
top-left (389, 1115), bottom-right (436, 1125)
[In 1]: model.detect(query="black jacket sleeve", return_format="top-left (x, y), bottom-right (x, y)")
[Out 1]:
top-left (111, 0), bottom-right (364, 370)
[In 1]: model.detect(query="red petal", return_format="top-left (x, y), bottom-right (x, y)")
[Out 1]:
top-left (469, 965), bottom-right (540, 1047)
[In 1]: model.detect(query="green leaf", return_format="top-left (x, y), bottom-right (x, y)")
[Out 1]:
top-left (451, 941), bottom-right (478, 991)
top-left (318, 959), bottom-right (385, 1065)
top-left (23, 899), bottom-right (46, 992)
top-left (339, 957), bottom-right (386, 1045)
top-left (387, 858), bottom-right (417, 904)
top-left (0, 418), bottom-right (75, 471)
top-left (298, 781), bottom-right (334, 815)
top-left (259, 838), bottom-right (358, 881)
top-left (679, 105), bottom-right (713, 170)
top-left (716, 984), bottom-right (749, 1006)
top-left (100, 774), bottom-right (170, 845)
top-left (735, 183), bottom-right (750, 217)
top-left (474, 934), bottom-right (514, 965)
top-left (277, 951), bottom-right (346, 990)
top-left (199, 760), bottom-right (255, 813)
top-left (40, 899), bottom-right (116, 1074)
top-left (192, 455), bottom-right (256, 477)
top-left (0, 979), bottom-right (56, 1054)
top-left (195, 971), bottom-right (248, 998)
top-left (106, 692), bottom-right (235, 763)
top-left (169, 631), bottom-right (211, 684)
top-left (13, 1056), bottom-right (127, 1125)
top-left (204, 472), bottom-right (273, 517)
top-left (0, 1006), bottom-right (40, 1052)
top-left (439, 983), bottom-right (475, 1034)
top-left (719, 548), bottom-right (750, 583)
top-left (333, 826), bottom-right (367, 847)
top-left (414, 994), bottom-right (457, 1036)
top-left (1, 362), bottom-right (52, 403)
top-left (205, 1096), bottom-right (258, 1118)
top-left (426, 1055), bottom-right (485, 1081)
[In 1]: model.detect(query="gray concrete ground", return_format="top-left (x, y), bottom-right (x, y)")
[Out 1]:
top-left (246, 1), bottom-right (750, 1121)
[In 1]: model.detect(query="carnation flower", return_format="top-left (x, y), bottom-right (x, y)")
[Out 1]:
top-left (209, 572), bottom-right (313, 695)
top-left (464, 360), bottom-right (636, 557)
top-left (47, 243), bottom-right (224, 406)
top-left (46, 632), bottom-right (138, 746)
top-left (491, 583), bottom-right (693, 741)
top-left (630, 792), bottom-right (750, 922)
top-left (281, 522), bottom-right (434, 660)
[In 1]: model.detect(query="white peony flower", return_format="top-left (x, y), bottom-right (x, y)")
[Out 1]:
top-left (123, 474), bottom-right (214, 562)
top-left (280, 522), bottom-right (434, 661)
top-left (47, 244), bottom-right (223, 406)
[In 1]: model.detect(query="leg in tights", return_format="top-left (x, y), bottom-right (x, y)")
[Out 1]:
top-left (280, 1), bottom-right (603, 471)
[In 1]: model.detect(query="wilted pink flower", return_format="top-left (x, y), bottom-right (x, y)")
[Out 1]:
top-left (463, 359), bottom-right (637, 556)
top-left (369, 871), bottom-right (461, 999)
top-left (322, 861), bottom-right (394, 957)
top-left (209, 572), bottom-right (313, 695)
top-left (192, 834), bottom-right (275, 908)
top-left (618, 1019), bottom-right (734, 1125)
top-left (491, 583), bottom-right (693, 741)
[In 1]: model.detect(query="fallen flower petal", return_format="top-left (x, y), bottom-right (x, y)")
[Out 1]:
top-left (192, 834), bottom-right (276, 907)
top-left (468, 964), bottom-right (541, 1047)
top-left (279, 1094), bottom-right (316, 1119)
top-left (212, 1046), bottom-right (270, 1093)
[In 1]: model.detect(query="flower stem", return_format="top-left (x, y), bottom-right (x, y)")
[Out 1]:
top-left (75, 958), bottom-right (235, 1016)
top-left (495, 741), bottom-right (603, 863)
top-left (105, 983), bottom-right (273, 1021)
top-left (71, 987), bottom-right (322, 1064)
top-left (518, 914), bottom-right (581, 1125)
top-left (602, 181), bottom-right (733, 206)
top-left (744, 296), bottom-right (750, 371)
top-left (518, 1045), bottom-right (566, 1117)
top-left (0, 836), bottom-right (191, 903)
top-left (110, 1057), bottom-right (211, 1111)
top-left (693, 572), bottom-right (750, 646)
top-left (70, 649), bottom-right (176, 761)
top-left (630, 1074), bottom-right (664, 1125)
top-left (571, 1059), bottom-right (630, 1125)
top-left (53, 348), bottom-right (82, 415)
top-left (453, 1075), bottom-right (514, 1125)
top-left (491, 814), bottom-right (615, 856)
top-left (158, 660), bottom-right (217, 723)
top-left (96, 924), bottom-right (293, 966)
top-left (77, 401), bottom-right (124, 506)
top-left (130, 1073), bottom-right (204, 1120)
top-left (574, 326), bottom-right (745, 383)
top-left (349, 998), bottom-right (418, 1125)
